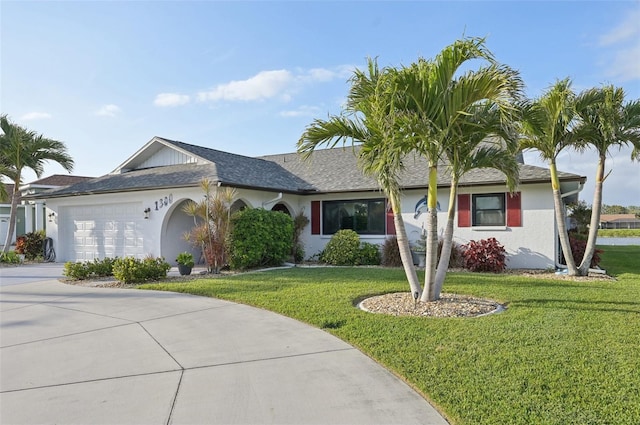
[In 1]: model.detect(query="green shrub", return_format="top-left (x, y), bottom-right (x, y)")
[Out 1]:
top-left (63, 261), bottom-right (92, 280)
top-left (112, 256), bottom-right (170, 284)
top-left (91, 257), bottom-right (116, 277)
top-left (229, 208), bottom-right (294, 270)
top-left (381, 237), bottom-right (403, 267)
top-left (0, 251), bottom-right (21, 264)
top-left (14, 231), bottom-right (46, 260)
top-left (358, 242), bottom-right (381, 265)
top-left (63, 257), bottom-right (117, 280)
top-left (320, 229), bottom-right (361, 265)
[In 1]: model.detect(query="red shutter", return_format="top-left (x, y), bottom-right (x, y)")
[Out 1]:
top-left (386, 200), bottom-right (396, 235)
top-left (311, 201), bottom-right (320, 235)
top-left (507, 192), bottom-right (522, 227)
top-left (458, 194), bottom-right (471, 227)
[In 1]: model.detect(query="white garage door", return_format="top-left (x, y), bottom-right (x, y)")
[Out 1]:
top-left (60, 203), bottom-right (144, 262)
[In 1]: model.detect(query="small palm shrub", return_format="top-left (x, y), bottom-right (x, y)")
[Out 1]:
top-left (462, 237), bottom-right (506, 273)
top-left (229, 208), bottom-right (294, 270)
top-left (112, 256), bottom-right (170, 284)
top-left (381, 237), bottom-right (403, 267)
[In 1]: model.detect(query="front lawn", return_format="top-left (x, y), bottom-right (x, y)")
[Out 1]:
top-left (140, 248), bottom-right (640, 425)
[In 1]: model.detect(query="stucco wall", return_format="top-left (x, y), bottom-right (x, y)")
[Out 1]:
top-left (298, 183), bottom-right (558, 270)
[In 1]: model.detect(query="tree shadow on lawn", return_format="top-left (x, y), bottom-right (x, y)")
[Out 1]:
top-left (511, 298), bottom-right (640, 314)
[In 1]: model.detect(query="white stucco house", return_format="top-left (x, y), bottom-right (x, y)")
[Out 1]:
top-left (30, 136), bottom-right (586, 268)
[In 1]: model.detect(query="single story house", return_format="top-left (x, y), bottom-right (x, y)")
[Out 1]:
top-left (599, 214), bottom-right (640, 229)
top-left (30, 136), bottom-right (586, 269)
top-left (0, 175), bottom-right (93, 247)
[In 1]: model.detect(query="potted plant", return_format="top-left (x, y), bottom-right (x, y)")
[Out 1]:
top-left (176, 252), bottom-right (195, 276)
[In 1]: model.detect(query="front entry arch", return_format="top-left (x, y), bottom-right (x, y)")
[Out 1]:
top-left (162, 199), bottom-right (200, 266)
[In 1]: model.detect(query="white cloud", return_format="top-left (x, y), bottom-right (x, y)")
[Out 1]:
top-left (196, 65), bottom-right (354, 104)
top-left (154, 93), bottom-right (190, 107)
top-left (598, 7), bottom-right (640, 46)
top-left (279, 105), bottom-right (323, 118)
top-left (197, 70), bottom-right (293, 102)
top-left (20, 112), bottom-right (51, 121)
top-left (597, 6), bottom-right (640, 81)
top-left (95, 104), bottom-right (121, 117)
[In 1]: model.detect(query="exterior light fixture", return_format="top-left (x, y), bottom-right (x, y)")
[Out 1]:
top-left (144, 207), bottom-right (151, 219)
top-left (48, 212), bottom-right (56, 222)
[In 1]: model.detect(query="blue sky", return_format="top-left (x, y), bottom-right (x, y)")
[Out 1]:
top-left (2, 0), bottom-right (639, 206)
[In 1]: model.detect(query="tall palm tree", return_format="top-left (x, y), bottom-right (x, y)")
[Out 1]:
top-left (0, 115), bottom-right (74, 252)
top-left (519, 79), bottom-right (591, 275)
top-left (573, 86), bottom-right (640, 275)
top-left (393, 37), bottom-right (523, 301)
top-left (434, 103), bottom-right (521, 295)
top-left (298, 59), bottom-right (422, 297)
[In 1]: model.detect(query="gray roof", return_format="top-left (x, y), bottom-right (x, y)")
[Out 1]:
top-left (262, 147), bottom-right (585, 193)
top-left (31, 137), bottom-right (585, 199)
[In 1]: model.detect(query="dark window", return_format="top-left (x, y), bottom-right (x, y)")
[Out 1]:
top-left (472, 193), bottom-right (506, 226)
top-left (322, 199), bottom-right (385, 235)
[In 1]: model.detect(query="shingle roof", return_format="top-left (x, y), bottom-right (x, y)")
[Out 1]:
top-left (262, 147), bottom-right (584, 192)
top-left (27, 174), bottom-right (94, 187)
top-left (29, 138), bottom-right (586, 199)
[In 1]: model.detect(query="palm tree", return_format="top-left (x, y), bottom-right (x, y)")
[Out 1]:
top-left (182, 179), bottom-right (237, 274)
top-left (0, 115), bottom-right (74, 252)
top-left (298, 59), bottom-right (422, 297)
top-left (573, 85), bottom-right (640, 275)
top-left (392, 37), bottom-right (523, 301)
top-left (434, 103), bottom-right (521, 296)
top-left (519, 79), bottom-right (594, 276)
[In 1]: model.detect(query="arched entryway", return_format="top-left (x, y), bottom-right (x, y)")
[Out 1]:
top-left (161, 199), bottom-right (201, 266)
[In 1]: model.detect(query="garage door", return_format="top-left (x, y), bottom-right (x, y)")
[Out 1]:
top-left (59, 203), bottom-right (144, 262)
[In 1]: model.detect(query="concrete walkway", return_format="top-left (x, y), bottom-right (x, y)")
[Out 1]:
top-left (0, 264), bottom-right (448, 424)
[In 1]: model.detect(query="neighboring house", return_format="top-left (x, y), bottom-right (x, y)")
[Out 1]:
top-left (0, 175), bottom-right (93, 247)
top-left (30, 137), bottom-right (586, 269)
top-left (599, 214), bottom-right (640, 229)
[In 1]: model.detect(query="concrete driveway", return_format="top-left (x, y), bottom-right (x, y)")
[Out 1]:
top-left (0, 264), bottom-right (448, 424)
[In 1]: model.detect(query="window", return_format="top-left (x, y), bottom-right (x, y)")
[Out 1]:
top-left (458, 192), bottom-right (521, 228)
top-left (472, 193), bottom-right (505, 226)
top-left (322, 199), bottom-right (385, 235)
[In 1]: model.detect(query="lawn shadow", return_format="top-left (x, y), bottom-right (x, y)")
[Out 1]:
top-left (513, 298), bottom-right (640, 314)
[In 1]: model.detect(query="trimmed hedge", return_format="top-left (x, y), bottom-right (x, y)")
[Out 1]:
top-left (229, 208), bottom-right (294, 270)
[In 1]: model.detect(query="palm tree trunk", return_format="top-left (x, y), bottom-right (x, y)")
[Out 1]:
top-left (550, 163), bottom-right (578, 275)
top-left (389, 195), bottom-right (422, 297)
top-left (421, 165), bottom-right (439, 302)
top-left (578, 154), bottom-right (605, 275)
top-left (434, 177), bottom-right (458, 298)
top-left (2, 179), bottom-right (21, 253)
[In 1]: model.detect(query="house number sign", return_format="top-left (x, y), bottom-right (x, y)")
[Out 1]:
top-left (155, 194), bottom-right (173, 211)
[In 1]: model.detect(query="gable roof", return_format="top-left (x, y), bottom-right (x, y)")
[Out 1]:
top-left (30, 137), bottom-right (586, 199)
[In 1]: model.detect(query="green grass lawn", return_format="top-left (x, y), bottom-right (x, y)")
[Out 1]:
top-left (598, 228), bottom-right (640, 237)
top-left (141, 247), bottom-right (640, 425)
